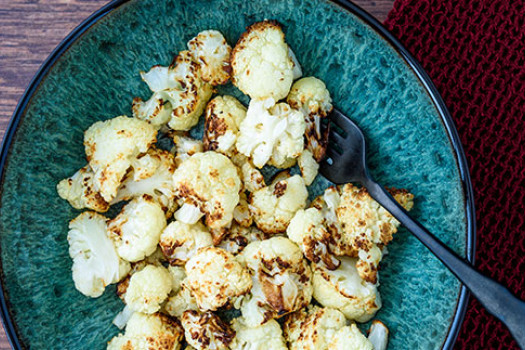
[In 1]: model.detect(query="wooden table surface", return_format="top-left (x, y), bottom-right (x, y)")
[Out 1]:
top-left (0, 0), bottom-right (393, 348)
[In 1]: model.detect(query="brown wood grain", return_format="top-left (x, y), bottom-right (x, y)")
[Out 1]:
top-left (0, 0), bottom-right (393, 348)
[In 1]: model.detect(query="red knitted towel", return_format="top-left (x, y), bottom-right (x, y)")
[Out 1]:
top-left (384, 1), bottom-right (525, 349)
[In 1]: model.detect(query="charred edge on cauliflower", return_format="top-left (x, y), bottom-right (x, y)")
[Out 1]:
top-left (183, 310), bottom-right (235, 348)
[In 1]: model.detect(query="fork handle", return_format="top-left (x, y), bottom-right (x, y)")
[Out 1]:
top-left (363, 178), bottom-right (525, 349)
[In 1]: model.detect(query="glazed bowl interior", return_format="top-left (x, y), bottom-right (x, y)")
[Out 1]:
top-left (0, 0), bottom-right (471, 348)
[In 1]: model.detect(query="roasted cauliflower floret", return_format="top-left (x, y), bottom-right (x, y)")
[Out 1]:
top-left (108, 195), bottom-right (167, 262)
top-left (287, 208), bottom-right (340, 270)
top-left (283, 306), bottom-right (346, 350)
top-left (250, 174), bottom-right (308, 234)
top-left (238, 237), bottom-right (312, 327)
top-left (287, 77), bottom-right (333, 162)
top-left (172, 152), bottom-right (241, 230)
top-left (236, 98), bottom-right (305, 168)
top-left (159, 221), bottom-right (213, 265)
top-left (298, 150), bottom-right (319, 186)
top-left (367, 320), bottom-right (389, 350)
top-left (231, 20), bottom-right (294, 100)
top-left (185, 247), bottom-right (252, 310)
top-left (133, 51), bottom-right (213, 130)
top-left (67, 212), bottom-right (130, 298)
top-left (218, 224), bottom-right (265, 255)
top-left (84, 116), bottom-right (157, 202)
top-left (164, 279), bottom-right (199, 318)
top-left (232, 191), bottom-right (252, 227)
top-left (203, 95), bottom-right (246, 156)
top-left (330, 324), bottom-right (374, 350)
top-left (57, 165), bottom-right (109, 212)
top-left (312, 256), bottom-right (381, 322)
top-left (111, 147), bottom-right (177, 216)
top-left (173, 134), bottom-right (203, 167)
top-left (230, 317), bottom-right (287, 350)
top-left (107, 312), bottom-right (184, 350)
top-left (187, 30), bottom-right (232, 86)
top-left (181, 310), bottom-right (235, 350)
top-left (125, 265), bottom-right (173, 314)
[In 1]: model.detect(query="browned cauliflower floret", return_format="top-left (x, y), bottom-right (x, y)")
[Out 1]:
top-left (164, 279), bottom-right (199, 318)
top-left (159, 221), bottom-right (213, 265)
top-left (124, 265), bottom-right (173, 314)
top-left (185, 247), bottom-right (252, 311)
top-left (218, 224), bottom-right (266, 255)
top-left (203, 95), bottom-right (246, 156)
top-left (238, 237), bottom-right (313, 327)
top-left (57, 165), bottom-right (109, 212)
top-left (173, 134), bottom-right (204, 167)
top-left (181, 310), bottom-right (235, 350)
top-left (172, 152), bottom-right (241, 230)
top-left (298, 149), bottom-right (319, 186)
top-left (107, 312), bottom-right (184, 350)
top-left (187, 30), bottom-right (232, 86)
top-left (231, 21), bottom-right (294, 101)
top-left (250, 174), bottom-right (308, 234)
top-left (84, 116), bottom-right (157, 202)
top-left (312, 257), bottom-right (381, 323)
top-left (287, 76), bottom-right (333, 162)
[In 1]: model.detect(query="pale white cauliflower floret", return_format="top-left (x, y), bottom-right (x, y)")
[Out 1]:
top-left (229, 153), bottom-right (265, 193)
top-left (67, 212), bottom-right (130, 298)
top-left (185, 247), bottom-right (252, 311)
top-left (187, 30), bottom-right (232, 86)
top-left (111, 147), bottom-right (177, 216)
top-left (164, 279), bottom-right (199, 318)
top-left (107, 312), bottom-right (184, 350)
top-left (203, 95), bottom-right (246, 156)
top-left (283, 306), bottom-right (347, 350)
top-left (108, 195), bottom-right (167, 262)
top-left (125, 265), bottom-right (173, 314)
top-left (57, 165), bottom-right (109, 212)
top-left (367, 320), bottom-right (390, 350)
top-left (230, 317), bottom-right (287, 350)
top-left (238, 237), bottom-right (312, 327)
top-left (173, 134), bottom-right (203, 167)
top-left (231, 20), bottom-right (294, 101)
top-left (287, 208), bottom-right (340, 270)
top-left (236, 98), bottom-right (305, 168)
top-left (330, 324), bottom-right (374, 350)
top-left (133, 51), bottom-right (213, 130)
top-left (312, 256), bottom-right (381, 322)
top-left (298, 150), bottom-right (319, 186)
top-left (287, 77), bottom-right (333, 162)
top-left (84, 116), bottom-right (157, 202)
top-left (181, 310), bottom-right (235, 350)
top-left (168, 265), bottom-right (186, 294)
top-left (159, 221), bottom-right (213, 265)
top-left (250, 174), bottom-right (308, 234)
top-left (172, 152), bottom-right (241, 230)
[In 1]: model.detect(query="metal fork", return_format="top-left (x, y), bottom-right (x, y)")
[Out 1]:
top-left (321, 108), bottom-right (525, 348)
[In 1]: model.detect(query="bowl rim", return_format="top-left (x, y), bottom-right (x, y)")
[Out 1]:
top-left (0, 0), bottom-right (475, 349)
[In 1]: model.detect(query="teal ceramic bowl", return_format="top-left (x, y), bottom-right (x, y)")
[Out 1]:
top-left (0, 0), bottom-right (475, 349)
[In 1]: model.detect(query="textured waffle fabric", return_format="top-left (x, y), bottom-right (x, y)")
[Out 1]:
top-left (384, 1), bottom-right (525, 349)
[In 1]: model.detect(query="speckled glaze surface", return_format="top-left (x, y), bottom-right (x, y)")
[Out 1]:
top-left (0, 0), bottom-right (470, 349)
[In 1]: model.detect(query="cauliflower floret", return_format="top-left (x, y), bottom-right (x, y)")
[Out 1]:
top-left (329, 324), bottom-right (374, 350)
top-left (231, 20), bottom-right (294, 100)
top-left (233, 192), bottom-right (252, 227)
top-left (367, 320), bottom-right (389, 350)
top-left (236, 98), bottom-right (305, 168)
top-left (172, 152), bottom-right (241, 230)
top-left (312, 257), bottom-right (381, 322)
top-left (107, 312), bottom-right (184, 350)
top-left (187, 30), bottom-right (232, 86)
top-left (164, 279), bottom-right (199, 318)
top-left (67, 212), bottom-right (130, 298)
top-left (181, 310), bottom-right (235, 350)
top-left (288, 48), bottom-right (302, 80)
top-left (238, 237), bottom-right (312, 327)
top-left (111, 147), bottom-right (177, 216)
top-left (298, 150), bottom-right (319, 186)
top-left (218, 224), bottom-right (266, 255)
top-left (229, 153), bottom-right (266, 193)
top-left (159, 221), bottom-right (213, 265)
top-left (283, 306), bottom-right (347, 350)
top-left (84, 116), bottom-right (157, 202)
top-left (185, 247), bottom-right (252, 310)
top-left (230, 317), bottom-right (287, 350)
top-left (133, 51), bottom-right (213, 131)
top-left (287, 76), bottom-right (333, 162)
top-left (287, 208), bottom-right (340, 270)
top-left (250, 174), bottom-right (308, 234)
top-left (168, 265), bottom-right (186, 294)
top-left (57, 165), bottom-right (109, 212)
top-left (173, 134), bottom-right (203, 167)
top-left (125, 265), bottom-right (173, 314)
top-left (203, 95), bottom-right (246, 156)
top-left (108, 195), bottom-right (167, 262)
